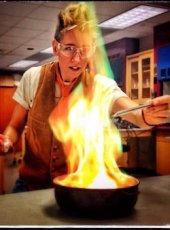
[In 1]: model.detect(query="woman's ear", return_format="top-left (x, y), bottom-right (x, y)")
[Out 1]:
top-left (86, 64), bottom-right (90, 73)
top-left (86, 58), bottom-right (95, 74)
top-left (52, 39), bottom-right (59, 55)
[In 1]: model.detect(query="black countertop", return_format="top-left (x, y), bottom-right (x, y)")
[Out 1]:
top-left (0, 175), bottom-right (170, 227)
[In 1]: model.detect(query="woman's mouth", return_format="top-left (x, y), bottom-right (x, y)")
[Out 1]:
top-left (69, 66), bottom-right (81, 71)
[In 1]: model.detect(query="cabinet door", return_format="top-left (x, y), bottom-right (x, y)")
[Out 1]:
top-left (0, 87), bottom-right (16, 132)
top-left (140, 52), bottom-right (154, 103)
top-left (156, 135), bottom-right (170, 175)
top-left (126, 50), bottom-right (154, 104)
top-left (128, 58), bottom-right (139, 101)
top-left (0, 86), bottom-right (22, 152)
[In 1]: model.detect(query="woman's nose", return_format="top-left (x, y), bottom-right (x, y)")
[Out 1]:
top-left (71, 51), bottom-right (81, 62)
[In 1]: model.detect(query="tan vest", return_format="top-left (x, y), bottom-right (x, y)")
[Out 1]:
top-left (19, 62), bottom-right (67, 190)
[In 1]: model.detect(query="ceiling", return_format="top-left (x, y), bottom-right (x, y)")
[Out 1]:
top-left (0, 1), bottom-right (170, 73)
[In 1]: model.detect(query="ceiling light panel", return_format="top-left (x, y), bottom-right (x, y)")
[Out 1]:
top-left (40, 47), bottom-right (53, 54)
top-left (9, 60), bottom-right (38, 68)
top-left (99, 5), bottom-right (169, 29)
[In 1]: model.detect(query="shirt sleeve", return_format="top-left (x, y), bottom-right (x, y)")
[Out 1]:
top-left (94, 74), bottom-right (128, 114)
top-left (95, 74), bottom-right (128, 99)
top-left (13, 66), bottom-right (41, 110)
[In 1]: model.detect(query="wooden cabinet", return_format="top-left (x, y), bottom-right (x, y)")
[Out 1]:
top-left (0, 86), bottom-right (16, 132)
top-left (156, 129), bottom-right (170, 175)
top-left (0, 156), bottom-right (4, 194)
top-left (126, 49), bottom-right (154, 104)
top-left (0, 86), bottom-right (22, 151)
top-left (118, 129), bottom-right (155, 171)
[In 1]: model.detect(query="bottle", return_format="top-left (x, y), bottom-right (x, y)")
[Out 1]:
top-left (3, 138), bottom-right (12, 153)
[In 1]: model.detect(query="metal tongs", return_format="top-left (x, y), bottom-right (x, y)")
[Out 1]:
top-left (112, 102), bottom-right (152, 124)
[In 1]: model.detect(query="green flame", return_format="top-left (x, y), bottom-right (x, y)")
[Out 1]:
top-left (86, 1), bottom-right (114, 79)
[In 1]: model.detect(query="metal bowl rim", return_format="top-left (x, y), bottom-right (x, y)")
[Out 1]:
top-left (53, 175), bottom-right (140, 191)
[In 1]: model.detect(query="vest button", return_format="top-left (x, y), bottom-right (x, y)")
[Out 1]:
top-left (51, 167), bottom-right (55, 172)
top-left (52, 155), bottom-right (57, 161)
top-left (53, 145), bottom-right (58, 151)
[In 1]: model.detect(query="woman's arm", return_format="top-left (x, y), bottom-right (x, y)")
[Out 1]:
top-left (111, 95), bottom-right (170, 128)
top-left (0, 103), bottom-right (28, 154)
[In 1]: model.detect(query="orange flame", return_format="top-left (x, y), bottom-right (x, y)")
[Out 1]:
top-left (49, 80), bottom-right (135, 189)
top-left (49, 2), bottom-right (136, 189)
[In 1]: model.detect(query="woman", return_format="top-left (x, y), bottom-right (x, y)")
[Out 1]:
top-left (0, 2), bottom-right (170, 192)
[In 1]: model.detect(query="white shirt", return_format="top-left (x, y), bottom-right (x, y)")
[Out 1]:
top-left (13, 65), bottom-right (128, 110)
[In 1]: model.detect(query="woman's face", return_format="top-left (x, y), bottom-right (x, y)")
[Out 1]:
top-left (52, 27), bottom-right (95, 82)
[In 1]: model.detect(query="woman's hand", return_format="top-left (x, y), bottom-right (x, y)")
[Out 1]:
top-left (142, 95), bottom-right (170, 126)
top-left (0, 134), bottom-right (13, 155)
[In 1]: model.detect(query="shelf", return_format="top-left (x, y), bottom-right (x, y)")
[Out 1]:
top-left (142, 70), bottom-right (151, 73)
top-left (131, 88), bottom-right (138, 91)
top-left (131, 72), bottom-right (138, 75)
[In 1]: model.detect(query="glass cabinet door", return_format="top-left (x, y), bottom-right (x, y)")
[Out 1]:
top-left (130, 60), bottom-right (139, 100)
top-left (141, 57), bottom-right (151, 99)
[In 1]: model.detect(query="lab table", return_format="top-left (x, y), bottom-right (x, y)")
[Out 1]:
top-left (0, 175), bottom-right (170, 227)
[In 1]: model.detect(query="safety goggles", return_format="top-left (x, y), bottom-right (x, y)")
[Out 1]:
top-left (57, 42), bottom-right (96, 59)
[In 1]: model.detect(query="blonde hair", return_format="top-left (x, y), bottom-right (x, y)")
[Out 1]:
top-left (55, 2), bottom-right (99, 91)
top-left (54, 2), bottom-right (97, 41)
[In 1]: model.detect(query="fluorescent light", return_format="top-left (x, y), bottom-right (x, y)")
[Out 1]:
top-left (9, 60), bottom-right (38, 68)
top-left (40, 47), bottom-right (53, 54)
top-left (100, 5), bottom-right (169, 29)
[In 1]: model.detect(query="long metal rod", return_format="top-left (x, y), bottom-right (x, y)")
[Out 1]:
top-left (112, 102), bottom-right (152, 118)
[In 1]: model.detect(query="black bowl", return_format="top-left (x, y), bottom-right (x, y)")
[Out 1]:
top-left (53, 175), bottom-right (139, 218)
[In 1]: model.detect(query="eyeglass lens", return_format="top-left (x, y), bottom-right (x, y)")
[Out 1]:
top-left (59, 43), bottom-right (95, 58)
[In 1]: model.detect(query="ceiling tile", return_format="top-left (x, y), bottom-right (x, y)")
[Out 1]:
top-left (9, 45), bottom-right (43, 57)
top-left (0, 43), bottom-right (19, 54)
top-left (38, 30), bottom-right (55, 41)
top-left (0, 35), bottom-right (29, 45)
top-left (0, 26), bottom-right (10, 36)
top-left (5, 27), bottom-right (42, 38)
top-left (24, 39), bottom-right (51, 50)
top-left (28, 5), bottom-right (61, 21)
top-left (0, 2), bottom-right (41, 17)
top-left (0, 55), bottom-right (23, 68)
top-left (42, 1), bottom-right (71, 8)
top-left (0, 14), bottom-right (22, 27)
top-left (16, 18), bottom-right (54, 31)
top-left (95, 2), bottom-right (140, 19)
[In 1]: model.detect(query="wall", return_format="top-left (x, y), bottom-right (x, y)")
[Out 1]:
top-left (153, 21), bottom-right (170, 96)
top-left (139, 35), bottom-right (154, 51)
top-left (105, 38), bottom-right (139, 92)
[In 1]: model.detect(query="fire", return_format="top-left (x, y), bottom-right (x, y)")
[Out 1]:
top-left (49, 80), bottom-right (135, 189)
top-left (49, 2), bottom-right (136, 189)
